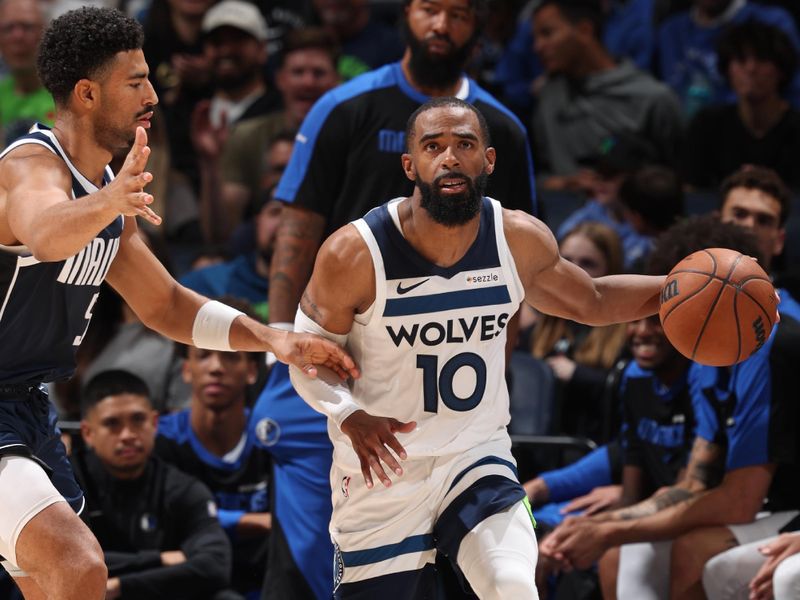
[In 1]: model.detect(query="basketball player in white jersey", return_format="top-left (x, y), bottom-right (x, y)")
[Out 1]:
top-left (290, 97), bottom-right (667, 599)
top-left (0, 8), bottom-right (356, 600)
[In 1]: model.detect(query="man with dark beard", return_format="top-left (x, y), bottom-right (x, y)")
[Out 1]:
top-left (199, 0), bottom-right (280, 128)
top-left (0, 7), bottom-right (359, 600)
top-left (290, 97), bottom-right (666, 599)
top-left (255, 3), bottom-right (536, 598)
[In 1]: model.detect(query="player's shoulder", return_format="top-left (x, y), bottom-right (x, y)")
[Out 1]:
top-left (317, 220), bottom-right (373, 275)
top-left (501, 207), bottom-right (555, 248)
top-left (157, 409), bottom-right (192, 443)
top-left (304, 64), bottom-right (400, 124)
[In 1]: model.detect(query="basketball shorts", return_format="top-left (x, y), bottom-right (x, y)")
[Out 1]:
top-left (330, 428), bottom-right (528, 595)
top-left (0, 385), bottom-right (84, 574)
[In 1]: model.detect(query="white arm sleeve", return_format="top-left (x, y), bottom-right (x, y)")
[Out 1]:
top-left (289, 308), bottom-right (361, 429)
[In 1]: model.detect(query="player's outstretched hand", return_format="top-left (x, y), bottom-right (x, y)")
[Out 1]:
top-left (270, 330), bottom-right (360, 381)
top-left (340, 410), bottom-right (416, 489)
top-left (107, 126), bottom-right (161, 226)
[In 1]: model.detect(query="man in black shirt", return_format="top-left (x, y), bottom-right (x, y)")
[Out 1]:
top-left (72, 370), bottom-right (235, 600)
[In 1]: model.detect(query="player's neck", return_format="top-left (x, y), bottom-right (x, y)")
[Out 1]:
top-left (400, 194), bottom-right (481, 268)
top-left (51, 116), bottom-right (113, 185)
top-left (400, 51), bottom-right (464, 97)
top-left (190, 400), bottom-right (247, 457)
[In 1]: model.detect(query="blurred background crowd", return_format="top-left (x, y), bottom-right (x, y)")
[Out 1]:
top-left (2, 0), bottom-right (800, 598)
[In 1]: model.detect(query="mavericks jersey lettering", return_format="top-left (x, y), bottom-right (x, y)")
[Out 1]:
top-left (0, 124), bottom-right (122, 384)
top-left (340, 197), bottom-right (524, 463)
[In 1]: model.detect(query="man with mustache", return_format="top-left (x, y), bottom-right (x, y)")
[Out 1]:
top-left (256, 2), bottom-right (536, 595)
top-left (0, 7), bottom-right (357, 600)
top-left (290, 97), bottom-right (667, 598)
top-left (72, 369), bottom-right (234, 600)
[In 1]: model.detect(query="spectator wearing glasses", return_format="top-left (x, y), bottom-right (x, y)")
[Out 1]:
top-left (0, 0), bottom-right (53, 144)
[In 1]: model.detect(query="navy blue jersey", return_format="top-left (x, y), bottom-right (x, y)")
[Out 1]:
top-left (0, 125), bottom-right (122, 384)
top-left (620, 361), bottom-right (695, 495)
top-left (155, 409), bottom-right (271, 593)
top-left (276, 61), bottom-right (537, 235)
top-left (691, 291), bottom-right (800, 511)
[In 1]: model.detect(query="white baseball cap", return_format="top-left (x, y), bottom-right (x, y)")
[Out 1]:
top-left (202, 0), bottom-right (268, 42)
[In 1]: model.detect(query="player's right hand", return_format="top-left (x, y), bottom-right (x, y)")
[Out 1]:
top-left (340, 410), bottom-right (416, 489)
top-left (106, 126), bottom-right (161, 226)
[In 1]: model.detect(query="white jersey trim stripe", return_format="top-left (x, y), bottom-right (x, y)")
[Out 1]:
top-left (0, 257), bottom-right (23, 324)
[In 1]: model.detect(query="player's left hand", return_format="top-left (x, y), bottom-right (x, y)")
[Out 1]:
top-left (540, 516), bottom-right (611, 570)
top-left (270, 330), bottom-right (360, 381)
top-left (749, 533), bottom-right (800, 600)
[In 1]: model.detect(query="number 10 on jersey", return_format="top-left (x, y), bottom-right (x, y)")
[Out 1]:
top-left (417, 352), bottom-right (487, 413)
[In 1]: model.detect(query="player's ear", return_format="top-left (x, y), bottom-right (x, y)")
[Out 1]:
top-left (181, 359), bottom-right (192, 384)
top-left (774, 227), bottom-right (786, 256)
top-left (401, 153), bottom-right (416, 182)
top-left (484, 147), bottom-right (496, 176)
top-left (80, 419), bottom-right (93, 447)
top-left (74, 79), bottom-right (98, 109)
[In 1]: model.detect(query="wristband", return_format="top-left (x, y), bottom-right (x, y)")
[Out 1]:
top-left (192, 301), bottom-right (244, 351)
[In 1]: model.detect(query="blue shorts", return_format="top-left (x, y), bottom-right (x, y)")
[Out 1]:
top-left (0, 384), bottom-right (84, 514)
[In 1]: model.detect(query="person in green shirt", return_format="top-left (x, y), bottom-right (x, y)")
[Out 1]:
top-left (0, 0), bottom-right (54, 145)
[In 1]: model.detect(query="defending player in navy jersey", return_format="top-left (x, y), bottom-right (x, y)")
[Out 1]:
top-left (290, 97), bottom-right (667, 599)
top-left (0, 8), bottom-right (357, 600)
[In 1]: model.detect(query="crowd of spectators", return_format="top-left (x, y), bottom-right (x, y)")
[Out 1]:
top-left (2, 0), bottom-right (800, 598)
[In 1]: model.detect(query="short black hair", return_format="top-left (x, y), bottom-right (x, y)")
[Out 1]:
top-left (37, 6), bottom-right (144, 105)
top-left (534, 0), bottom-right (606, 39)
top-left (402, 0), bottom-right (489, 19)
top-left (646, 214), bottom-right (763, 275)
top-left (719, 165), bottom-right (792, 227)
top-left (717, 20), bottom-right (797, 93)
top-left (82, 369), bottom-right (152, 417)
top-left (405, 97), bottom-right (491, 152)
top-left (276, 26), bottom-right (340, 71)
top-left (618, 166), bottom-right (685, 232)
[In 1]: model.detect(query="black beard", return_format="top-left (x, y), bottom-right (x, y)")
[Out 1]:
top-left (214, 62), bottom-right (260, 93)
top-left (417, 171), bottom-right (487, 226)
top-left (402, 21), bottom-right (477, 90)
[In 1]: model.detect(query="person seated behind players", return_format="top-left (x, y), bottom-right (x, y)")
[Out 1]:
top-left (71, 369), bottom-right (234, 600)
top-left (181, 195), bottom-right (283, 321)
top-left (683, 21), bottom-right (800, 190)
top-left (156, 303), bottom-right (272, 598)
top-left (542, 213), bottom-right (800, 599)
top-left (524, 222), bottom-right (629, 441)
top-left (656, 0), bottom-right (800, 118)
top-left (615, 165), bottom-right (685, 272)
top-left (289, 96), bottom-right (668, 599)
top-left (554, 134), bottom-right (657, 270)
top-left (531, 0), bottom-right (683, 191)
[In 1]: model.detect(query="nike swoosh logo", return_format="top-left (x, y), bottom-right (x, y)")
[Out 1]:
top-left (396, 278), bottom-right (430, 295)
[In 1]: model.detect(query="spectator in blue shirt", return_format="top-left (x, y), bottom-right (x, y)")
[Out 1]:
top-left (657, 0), bottom-right (800, 117)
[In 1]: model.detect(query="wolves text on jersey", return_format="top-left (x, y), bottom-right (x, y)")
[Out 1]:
top-left (386, 313), bottom-right (510, 348)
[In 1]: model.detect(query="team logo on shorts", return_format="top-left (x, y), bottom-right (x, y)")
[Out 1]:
top-left (341, 476), bottom-right (351, 498)
top-left (255, 418), bottom-right (281, 446)
top-left (139, 513), bottom-right (158, 532)
top-left (333, 543), bottom-right (344, 591)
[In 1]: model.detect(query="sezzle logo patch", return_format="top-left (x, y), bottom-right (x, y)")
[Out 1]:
top-left (465, 271), bottom-right (500, 286)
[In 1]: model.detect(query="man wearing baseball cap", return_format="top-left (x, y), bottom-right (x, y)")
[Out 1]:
top-left (198, 0), bottom-right (280, 130)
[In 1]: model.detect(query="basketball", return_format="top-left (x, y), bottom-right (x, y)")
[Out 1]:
top-left (659, 248), bottom-right (778, 367)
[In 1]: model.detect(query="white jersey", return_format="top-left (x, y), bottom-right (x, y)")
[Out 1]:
top-left (333, 197), bottom-right (524, 467)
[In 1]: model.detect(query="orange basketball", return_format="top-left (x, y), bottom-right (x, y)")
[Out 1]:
top-left (659, 248), bottom-right (778, 367)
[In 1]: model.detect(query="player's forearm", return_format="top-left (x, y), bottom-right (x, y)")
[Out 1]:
top-left (21, 191), bottom-right (121, 262)
top-left (289, 364), bottom-right (360, 428)
top-left (267, 206), bottom-right (325, 323)
top-left (605, 485), bottom-right (756, 546)
top-left (605, 484), bottom-right (695, 522)
top-left (589, 275), bottom-right (665, 324)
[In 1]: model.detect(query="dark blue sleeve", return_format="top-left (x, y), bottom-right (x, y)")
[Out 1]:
top-left (274, 90), bottom-right (348, 213)
top-left (540, 445), bottom-right (613, 502)
top-left (689, 363), bottom-right (719, 444)
top-left (726, 345), bottom-right (773, 470)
